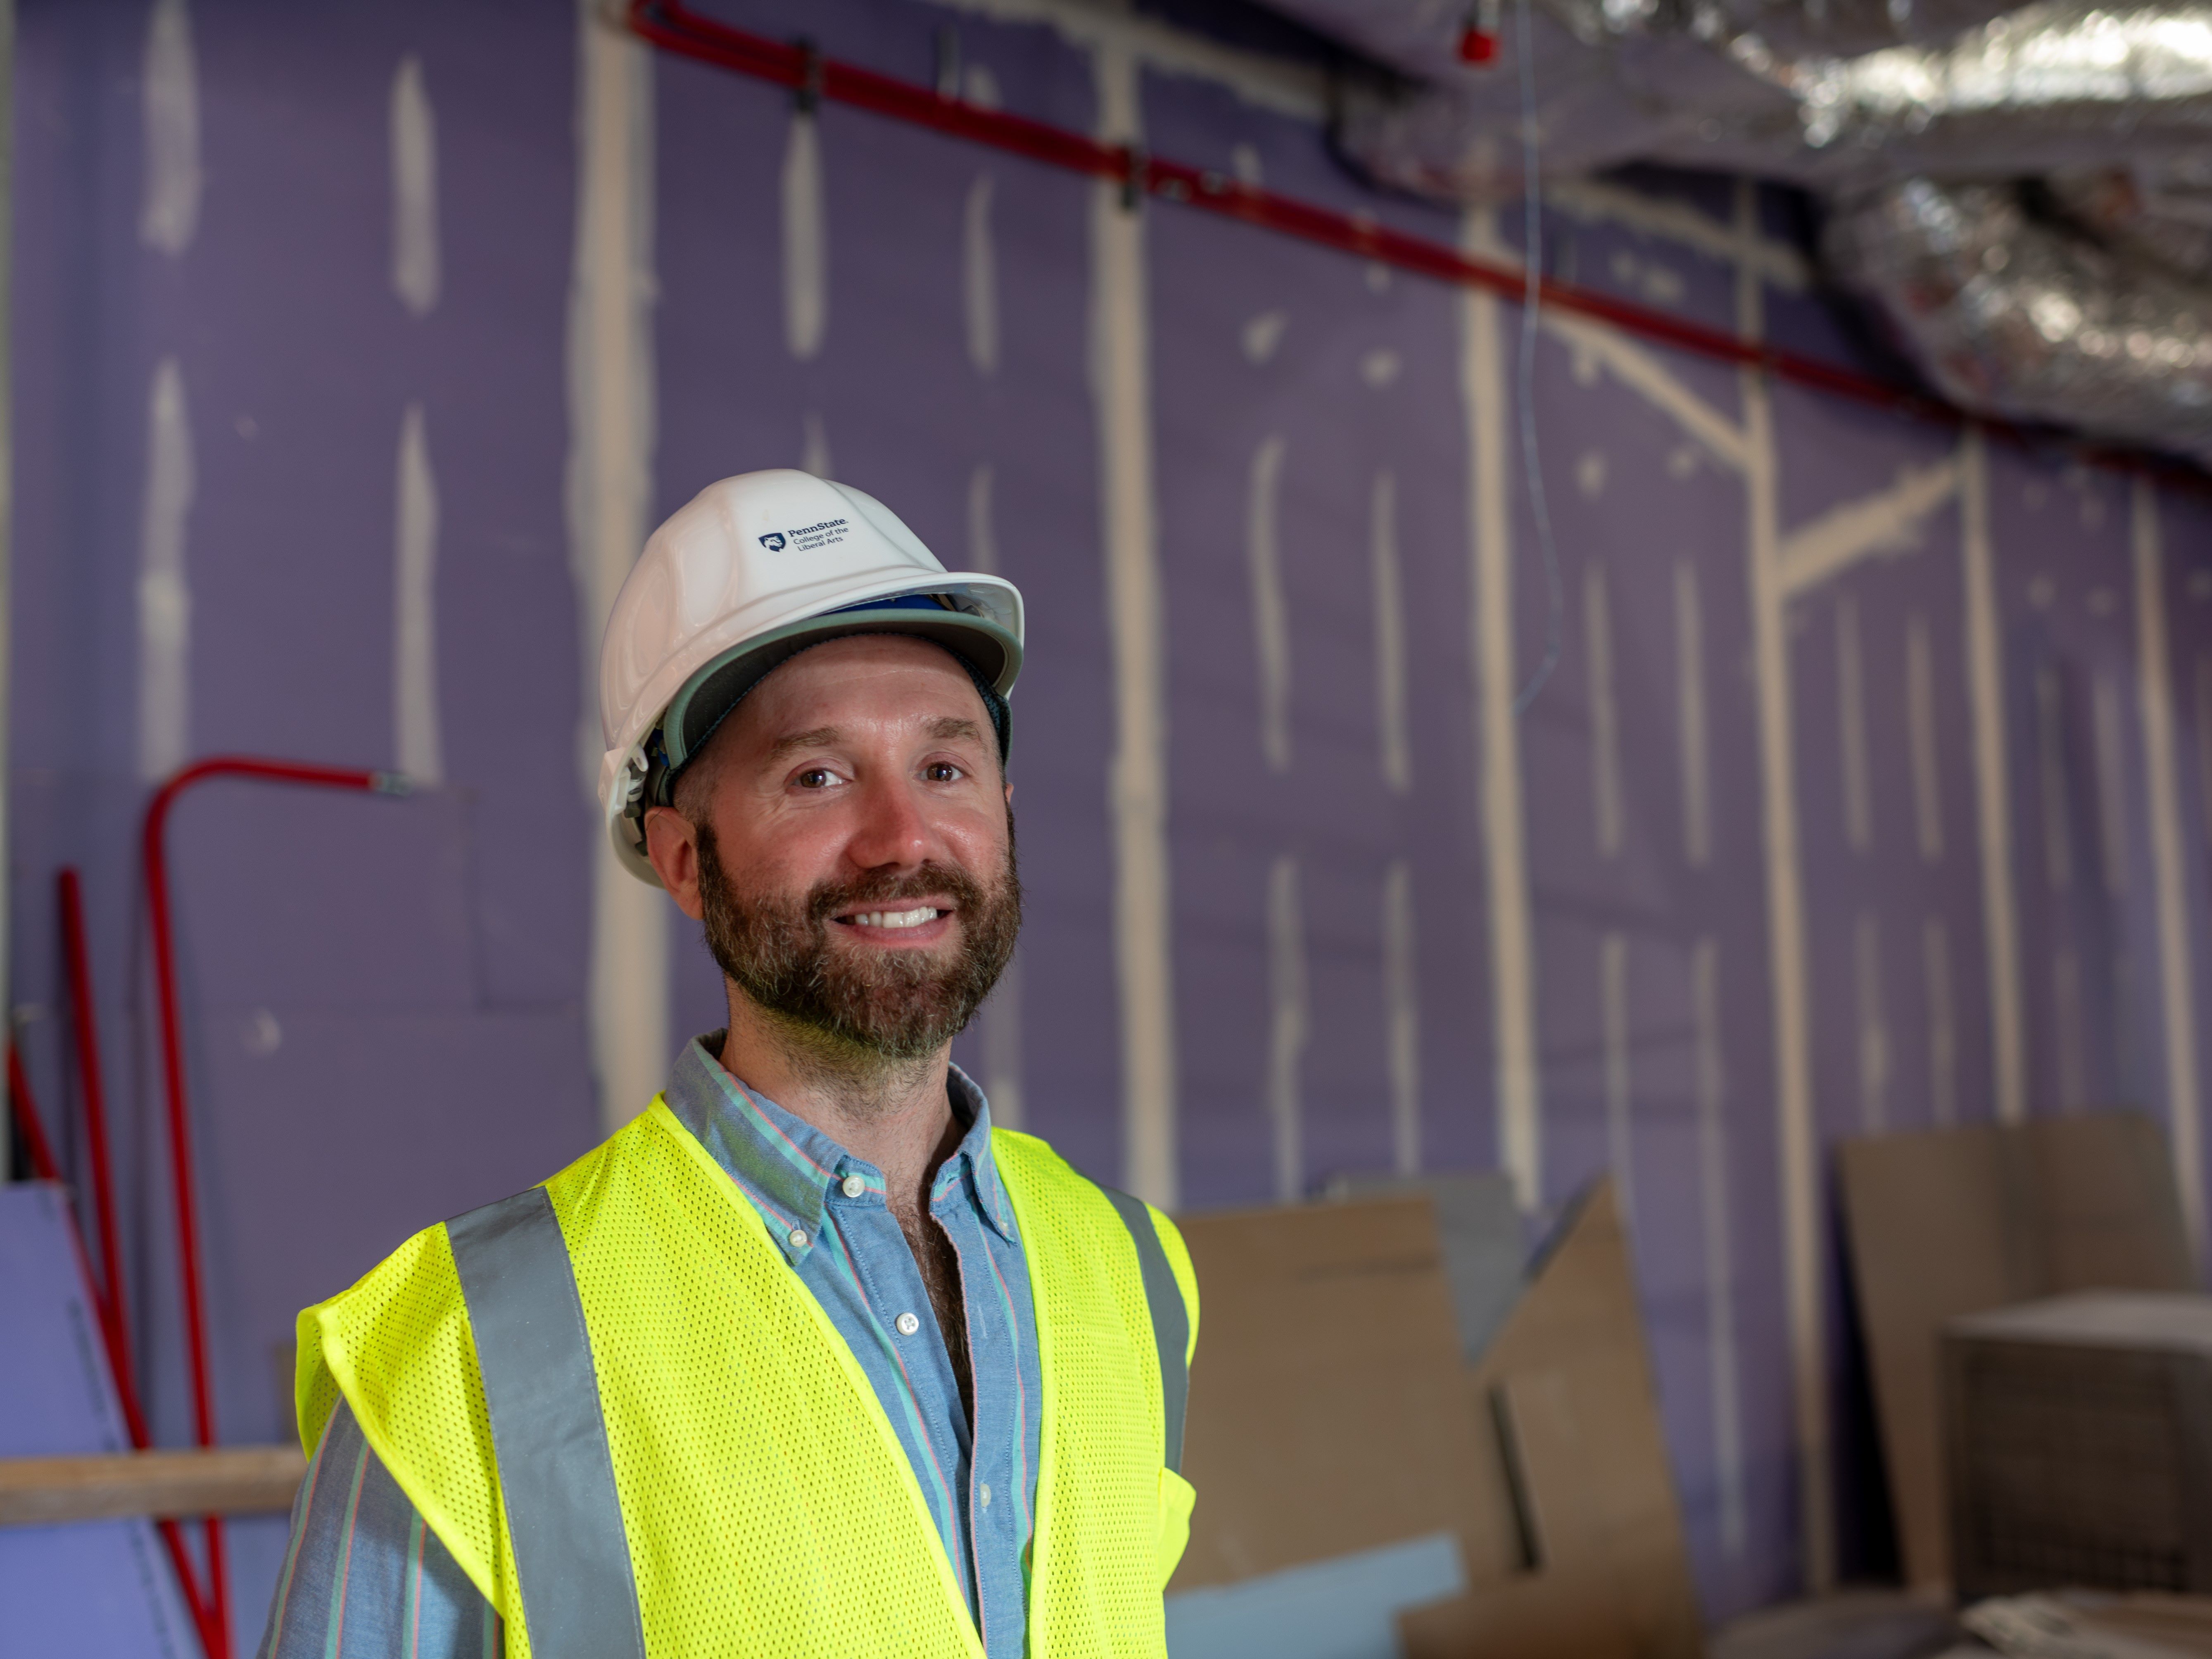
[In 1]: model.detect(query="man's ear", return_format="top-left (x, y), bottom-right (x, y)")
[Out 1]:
top-left (643, 805), bottom-right (707, 920)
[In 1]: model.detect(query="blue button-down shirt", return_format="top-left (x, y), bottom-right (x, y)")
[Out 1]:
top-left (258, 1038), bottom-right (1043, 1659)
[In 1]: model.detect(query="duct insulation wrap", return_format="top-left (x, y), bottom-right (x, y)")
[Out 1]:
top-left (1824, 177), bottom-right (2212, 461)
top-left (1322, 0), bottom-right (2212, 193)
top-left (1262, 0), bottom-right (2212, 461)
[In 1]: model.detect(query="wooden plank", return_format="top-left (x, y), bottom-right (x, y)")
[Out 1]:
top-left (0, 1446), bottom-right (307, 1526)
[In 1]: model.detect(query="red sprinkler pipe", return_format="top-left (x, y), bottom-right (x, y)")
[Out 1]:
top-left (626, 0), bottom-right (2211, 492)
top-left (143, 756), bottom-right (409, 1659)
top-left (58, 870), bottom-right (224, 1659)
top-left (7, 1042), bottom-right (62, 1182)
top-left (59, 869), bottom-right (131, 1382)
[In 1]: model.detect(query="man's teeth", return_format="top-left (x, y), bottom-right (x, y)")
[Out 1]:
top-left (851, 907), bottom-right (941, 929)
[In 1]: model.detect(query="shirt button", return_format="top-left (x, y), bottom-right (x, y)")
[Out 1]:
top-left (896, 1312), bottom-right (921, 1336)
top-left (979, 1483), bottom-right (992, 1509)
top-left (841, 1174), bottom-right (866, 1199)
top-left (787, 1227), bottom-right (809, 1250)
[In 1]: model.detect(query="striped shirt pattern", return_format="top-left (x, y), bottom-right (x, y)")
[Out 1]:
top-left (257, 1037), bottom-right (1042, 1659)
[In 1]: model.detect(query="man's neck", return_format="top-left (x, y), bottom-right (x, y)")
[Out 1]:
top-left (715, 993), bottom-right (963, 1219)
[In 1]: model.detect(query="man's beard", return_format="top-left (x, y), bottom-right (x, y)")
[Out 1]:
top-left (695, 822), bottom-right (1021, 1065)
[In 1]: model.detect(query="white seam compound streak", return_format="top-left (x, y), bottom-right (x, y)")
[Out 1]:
top-left (1675, 561), bottom-right (1711, 868)
top-left (1092, 40), bottom-right (1176, 1210)
top-left (1774, 459), bottom-right (1958, 597)
top-left (1373, 471), bottom-right (1413, 796)
top-left (1694, 936), bottom-right (1746, 1560)
top-left (2134, 480), bottom-right (2206, 1255)
top-left (967, 462), bottom-right (997, 572)
top-left (1838, 594), bottom-right (1873, 855)
top-left (1601, 931), bottom-right (1633, 1226)
top-left (1908, 613), bottom-right (1945, 863)
top-left (1924, 916), bottom-right (1958, 1125)
top-left (140, 0), bottom-right (201, 257)
top-left (2036, 664), bottom-right (2075, 893)
top-left (981, 947), bottom-right (1025, 1131)
top-left (1542, 311), bottom-right (1746, 473)
top-left (2093, 671), bottom-right (2131, 898)
top-left (1585, 563), bottom-right (1622, 858)
top-left (1961, 427), bottom-right (2026, 1125)
top-left (1856, 910), bottom-right (1889, 1133)
top-left (783, 107), bottom-right (827, 361)
top-left (1462, 207), bottom-right (1540, 1210)
top-left (1268, 854), bottom-right (1308, 1203)
top-left (1249, 434), bottom-right (1292, 774)
top-left (394, 402), bottom-right (442, 785)
top-left (1384, 858), bottom-right (1422, 1177)
top-left (569, 0), bottom-right (665, 1134)
top-left (138, 356), bottom-right (194, 784)
top-left (965, 173), bottom-right (999, 378)
top-left (390, 55), bottom-right (441, 317)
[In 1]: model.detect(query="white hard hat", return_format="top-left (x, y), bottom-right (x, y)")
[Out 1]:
top-left (596, 468), bottom-right (1024, 886)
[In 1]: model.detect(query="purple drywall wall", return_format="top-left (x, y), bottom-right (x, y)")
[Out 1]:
top-left (12, 0), bottom-right (2212, 1641)
top-left (12, 1), bottom-right (592, 1643)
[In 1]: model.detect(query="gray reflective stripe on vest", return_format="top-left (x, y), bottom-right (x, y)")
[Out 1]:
top-left (1097, 1186), bottom-right (1190, 1474)
top-left (446, 1187), bottom-right (646, 1659)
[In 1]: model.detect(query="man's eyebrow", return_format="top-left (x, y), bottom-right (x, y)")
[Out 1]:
top-left (925, 716), bottom-right (986, 744)
top-left (765, 725), bottom-right (841, 761)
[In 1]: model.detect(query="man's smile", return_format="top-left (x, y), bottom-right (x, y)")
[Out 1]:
top-left (831, 901), bottom-right (957, 944)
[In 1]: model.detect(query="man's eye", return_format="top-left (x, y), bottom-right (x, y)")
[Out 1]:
top-left (924, 762), bottom-right (962, 783)
top-left (796, 768), bottom-right (841, 789)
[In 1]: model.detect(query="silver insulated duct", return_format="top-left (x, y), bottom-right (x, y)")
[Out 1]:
top-left (1259, 0), bottom-right (2212, 462)
top-left (1825, 178), bottom-right (2212, 456)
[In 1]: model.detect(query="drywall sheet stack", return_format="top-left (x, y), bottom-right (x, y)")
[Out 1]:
top-left (1838, 1110), bottom-right (2199, 1592)
top-left (0, 1183), bottom-right (198, 1657)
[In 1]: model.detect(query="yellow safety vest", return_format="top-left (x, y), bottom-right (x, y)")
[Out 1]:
top-left (295, 1098), bottom-right (1198, 1659)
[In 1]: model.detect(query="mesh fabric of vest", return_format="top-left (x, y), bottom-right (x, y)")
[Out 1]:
top-left (297, 1100), bottom-right (1197, 1658)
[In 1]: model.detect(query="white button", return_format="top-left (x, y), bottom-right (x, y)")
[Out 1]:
top-left (979, 1484), bottom-right (992, 1509)
top-left (896, 1312), bottom-right (921, 1336)
top-left (787, 1227), bottom-right (809, 1250)
top-left (841, 1174), bottom-right (867, 1199)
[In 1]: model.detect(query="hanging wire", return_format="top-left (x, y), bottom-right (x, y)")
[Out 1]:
top-left (1511, 0), bottom-right (1565, 717)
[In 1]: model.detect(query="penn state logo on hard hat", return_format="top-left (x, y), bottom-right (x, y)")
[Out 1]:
top-left (758, 532), bottom-right (787, 551)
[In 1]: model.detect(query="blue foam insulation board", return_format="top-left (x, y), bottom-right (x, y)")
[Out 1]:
top-left (0, 1181), bottom-right (199, 1657)
top-left (1164, 1531), bottom-right (1467, 1659)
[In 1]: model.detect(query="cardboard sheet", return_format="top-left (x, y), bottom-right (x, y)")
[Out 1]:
top-left (1837, 1110), bottom-right (2198, 1592)
top-left (1397, 1181), bottom-right (1704, 1659)
top-left (1169, 1194), bottom-right (1519, 1590)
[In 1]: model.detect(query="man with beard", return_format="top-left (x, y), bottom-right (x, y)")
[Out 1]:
top-left (259, 471), bottom-right (1198, 1659)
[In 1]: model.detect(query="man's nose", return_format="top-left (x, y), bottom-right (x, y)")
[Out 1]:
top-left (843, 772), bottom-right (932, 870)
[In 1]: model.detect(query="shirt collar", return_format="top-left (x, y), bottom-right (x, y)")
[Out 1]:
top-left (661, 1035), bottom-right (1018, 1248)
